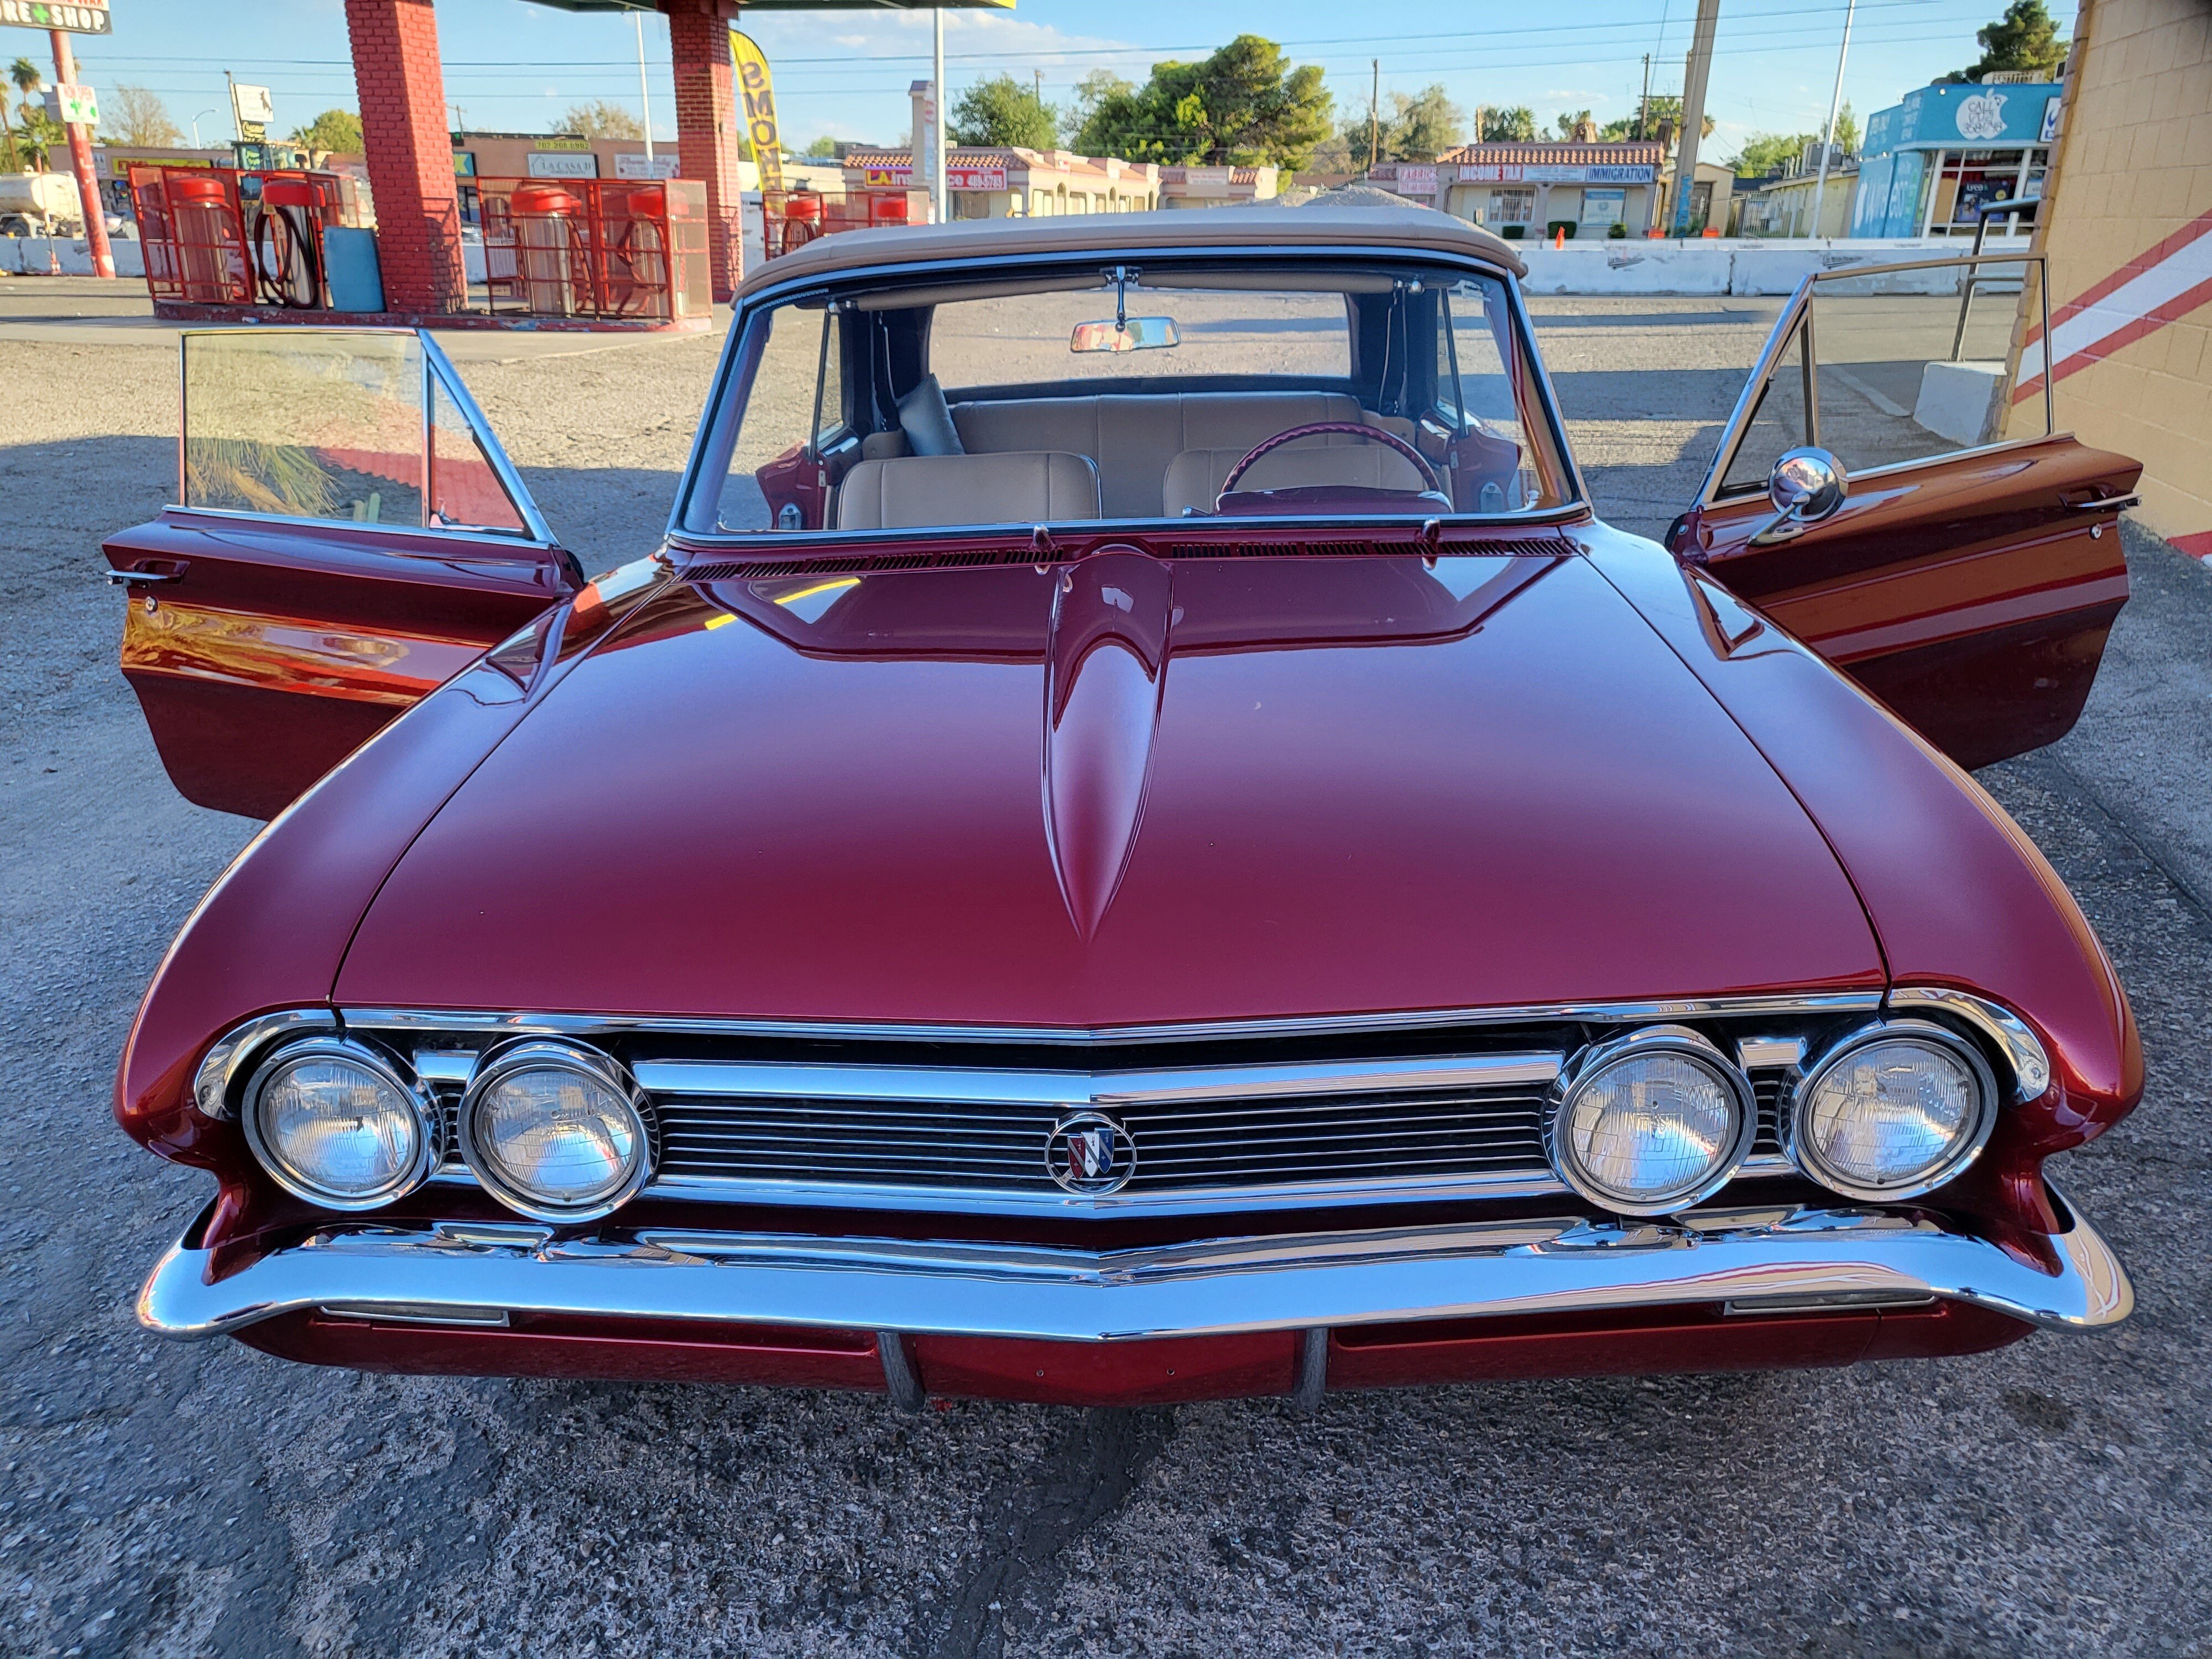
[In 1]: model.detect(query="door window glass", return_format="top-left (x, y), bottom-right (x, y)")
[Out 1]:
top-left (430, 373), bottom-right (530, 535)
top-left (1808, 257), bottom-right (2046, 475)
top-left (182, 331), bottom-right (424, 525)
top-left (716, 298), bottom-right (838, 533)
top-left (1718, 325), bottom-right (1809, 497)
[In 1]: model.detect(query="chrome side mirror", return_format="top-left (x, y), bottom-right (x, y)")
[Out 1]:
top-left (1767, 447), bottom-right (1848, 525)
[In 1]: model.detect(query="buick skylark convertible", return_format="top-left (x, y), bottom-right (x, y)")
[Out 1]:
top-left (110, 208), bottom-right (2142, 1407)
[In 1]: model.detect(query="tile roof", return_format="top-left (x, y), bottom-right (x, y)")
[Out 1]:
top-left (1438, 142), bottom-right (1666, 166)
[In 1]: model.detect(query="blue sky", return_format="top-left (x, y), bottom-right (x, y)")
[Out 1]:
top-left (61, 0), bottom-right (2016, 161)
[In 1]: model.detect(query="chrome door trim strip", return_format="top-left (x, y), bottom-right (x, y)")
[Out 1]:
top-left (340, 991), bottom-right (1882, 1048)
top-left (138, 1187), bottom-right (2132, 1344)
top-left (630, 1051), bottom-right (1563, 1107)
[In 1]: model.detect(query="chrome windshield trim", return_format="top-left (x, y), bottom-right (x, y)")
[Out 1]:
top-left (1886, 987), bottom-right (2053, 1101)
top-left (674, 241), bottom-right (1580, 540)
top-left (138, 1186), bottom-right (2132, 1344)
top-left (631, 1051), bottom-right (1562, 1107)
top-left (340, 992), bottom-right (1882, 1048)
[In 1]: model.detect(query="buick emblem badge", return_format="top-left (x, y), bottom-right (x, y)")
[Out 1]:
top-left (1046, 1109), bottom-right (1135, 1195)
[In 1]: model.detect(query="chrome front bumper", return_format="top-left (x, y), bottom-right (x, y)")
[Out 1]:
top-left (139, 1195), bottom-right (2132, 1345)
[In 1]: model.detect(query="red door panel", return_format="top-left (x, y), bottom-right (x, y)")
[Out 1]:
top-left (106, 510), bottom-right (573, 817)
top-left (1677, 434), bottom-right (2137, 770)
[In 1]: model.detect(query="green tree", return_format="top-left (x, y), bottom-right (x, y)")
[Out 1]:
top-left (1475, 105), bottom-right (1537, 143)
top-left (1552, 108), bottom-right (1594, 141)
top-left (107, 84), bottom-right (184, 147)
top-left (1067, 69), bottom-right (1134, 142)
top-left (949, 74), bottom-right (1058, 150)
top-left (1600, 96), bottom-right (1714, 143)
top-left (287, 107), bottom-right (363, 153)
top-left (557, 100), bottom-right (643, 140)
top-left (1342, 83), bottom-right (1464, 164)
top-left (1073, 35), bottom-right (1333, 169)
top-left (1944, 0), bottom-right (2068, 81)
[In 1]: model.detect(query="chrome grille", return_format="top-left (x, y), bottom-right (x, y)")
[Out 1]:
top-left (650, 1082), bottom-right (1552, 1195)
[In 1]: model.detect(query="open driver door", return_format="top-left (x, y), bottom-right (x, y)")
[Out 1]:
top-left (1667, 252), bottom-right (2140, 770)
top-left (103, 329), bottom-right (580, 818)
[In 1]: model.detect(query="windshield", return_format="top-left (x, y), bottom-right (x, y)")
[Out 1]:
top-left (685, 258), bottom-right (1573, 538)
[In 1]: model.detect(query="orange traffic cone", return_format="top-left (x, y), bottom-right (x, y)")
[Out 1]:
top-left (1553, 225), bottom-right (1565, 249)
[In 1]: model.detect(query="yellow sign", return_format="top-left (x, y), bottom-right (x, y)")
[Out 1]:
top-left (731, 30), bottom-right (782, 194)
top-left (535, 136), bottom-right (591, 151)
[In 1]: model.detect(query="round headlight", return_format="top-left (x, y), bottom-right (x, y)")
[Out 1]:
top-left (1547, 1026), bottom-right (1756, 1215)
top-left (1787, 1020), bottom-right (1996, 1201)
top-left (458, 1042), bottom-right (654, 1221)
top-left (243, 1039), bottom-right (435, 1209)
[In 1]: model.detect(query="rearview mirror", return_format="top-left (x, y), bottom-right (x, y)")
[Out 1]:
top-left (1071, 316), bottom-right (1180, 354)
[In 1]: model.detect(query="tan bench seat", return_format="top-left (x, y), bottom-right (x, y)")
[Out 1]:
top-left (947, 391), bottom-right (1400, 518)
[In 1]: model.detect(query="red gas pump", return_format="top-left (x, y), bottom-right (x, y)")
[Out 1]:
top-left (165, 175), bottom-right (251, 304)
top-left (510, 183), bottom-right (585, 316)
top-left (252, 178), bottom-right (325, 309)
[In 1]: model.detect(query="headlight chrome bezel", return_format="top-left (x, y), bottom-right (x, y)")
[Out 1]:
top-left (242, 1036), bottom-right (440, 1211)
top-left (1783, 1018), bottom-right (1999, 1202)
top-left (1545, 1024), bottom-right (1759, 1216)
top-left (456, 1039), bottom-right (656, 1223)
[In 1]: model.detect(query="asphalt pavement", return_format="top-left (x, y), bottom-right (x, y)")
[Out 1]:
top-left (3, 280), bottom-right (2209, 1658)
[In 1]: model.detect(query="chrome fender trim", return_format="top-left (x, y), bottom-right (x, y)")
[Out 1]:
top-left (139, 1190), bottom-right (2131, 1344)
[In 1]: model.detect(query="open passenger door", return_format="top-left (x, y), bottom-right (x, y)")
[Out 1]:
top-left (1668, 253), bottom-right (2140, 770)
top-left (104, 330), bottom-right (579, 818)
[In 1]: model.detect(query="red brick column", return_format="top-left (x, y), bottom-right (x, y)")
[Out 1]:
top-left (345, 0), bottom-right (465, 314)
top-left (665, 0), bottom-right (745, 301)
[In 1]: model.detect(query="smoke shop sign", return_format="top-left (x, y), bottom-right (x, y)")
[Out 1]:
top-left (1453, 162), bottom-right (1655, 184)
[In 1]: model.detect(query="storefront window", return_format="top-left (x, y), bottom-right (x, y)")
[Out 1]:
top-left (1488, 189), bottom-right (1534, 225)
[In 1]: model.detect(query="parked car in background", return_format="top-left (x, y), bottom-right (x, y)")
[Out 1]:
top-left (107, 208), bottom-right (2141, 1407)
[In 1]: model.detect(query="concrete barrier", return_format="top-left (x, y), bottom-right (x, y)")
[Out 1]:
top-left (1514, 236), bottom-right (2031, 298)
top-left (1913, 360), bottom-right (2008, 447)
top-left (0, 236), bottom-right (147, 277)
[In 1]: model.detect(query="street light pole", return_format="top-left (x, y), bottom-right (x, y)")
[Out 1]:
top-left (635, 12), bottom-right (655, 168)
top-left (1810, 0), bottom-right (1857, 241)
top-left (49, 28), bottom-right (115, 278)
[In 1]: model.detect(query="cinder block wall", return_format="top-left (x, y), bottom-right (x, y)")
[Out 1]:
top-left (2007, 0), bottom-right (2212, 556)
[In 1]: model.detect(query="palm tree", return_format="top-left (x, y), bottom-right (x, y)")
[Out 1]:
top-left (11, 58), bottom-right (54, 171)
top-left (2, 57), bottom-right (39, 173)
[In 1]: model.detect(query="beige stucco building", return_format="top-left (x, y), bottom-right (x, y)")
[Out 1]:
top-left (840, 147), bottom-right (1160, 217)
top-left (2001, 0), bottom-right (2212, 555)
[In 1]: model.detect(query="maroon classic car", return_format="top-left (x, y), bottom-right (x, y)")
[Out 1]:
top-left (110, 208), bottom-right (2142, 1408)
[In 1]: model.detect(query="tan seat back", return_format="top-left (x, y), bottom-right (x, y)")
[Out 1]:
top-left (949, 392), bottom-right (1364, 518)
top-left (1161, 443), bottom-right (1433, 517)
top-left (834, 451), bottom-right (1102, 530)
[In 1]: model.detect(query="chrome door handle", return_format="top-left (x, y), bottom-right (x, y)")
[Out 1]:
top-left (2063, 493), bottom-right (2140, 513)
top-left (105, 566), bottom-right (185, 586)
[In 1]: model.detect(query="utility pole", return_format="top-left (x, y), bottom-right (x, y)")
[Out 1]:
top-left (1369, 59), bottom-right (1380, 170)
top-left (1670, 0), bottom-right (1721, 237)
top-left (931, 8), bottom-right (946, 223)
top-left (1810, 0), bottom-right (1856, 241)
top-left (1034, 67), bottom-right (1043, 108)
top-left (50, 28), bottom-right (114, 278)
top-left (1638, 54), bottom-right (1652, 140)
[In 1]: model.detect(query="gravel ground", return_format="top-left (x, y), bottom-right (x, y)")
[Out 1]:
top-left (3, 279), bottom-right (2208, 1658)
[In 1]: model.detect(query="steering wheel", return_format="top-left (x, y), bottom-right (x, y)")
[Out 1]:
top-left (1218, 421), bottom-right (1443, 499)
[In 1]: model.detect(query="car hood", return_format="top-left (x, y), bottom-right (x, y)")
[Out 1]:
top-left (336, 548), bottom-right (1882, 1025)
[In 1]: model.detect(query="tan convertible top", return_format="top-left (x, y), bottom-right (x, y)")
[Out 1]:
top-left (733, 205), bottom-right (1526, 302)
